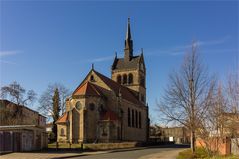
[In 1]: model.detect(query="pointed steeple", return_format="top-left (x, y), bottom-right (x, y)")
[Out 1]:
top-left (124, 18), bottom-right (133, 61)
top-left (126, 18), bottom-right (132, 41)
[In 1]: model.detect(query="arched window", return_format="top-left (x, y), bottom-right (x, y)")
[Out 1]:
top-left (128, 108), bottom-right (131, 127)
top-left (90, 75), bottom-right (95, 82)
top-left (135, 110), bottom-right (138, 128)
top-left (117, 75), bottom-right (122, 84)
top-left (61, 128), bottom-right (65, 136)
top-left (89, 103), bottom-right (95, 111)
top-left (128, 73), bottom-right (133, 84)
top-left (123, 74), bottom-right (127, 84)
top-left (98, 104), bottom-right (106, 113)
top-left (139, 112), bottom-right (142, 128)
top-left (132, 109), bottom-right (135, 127)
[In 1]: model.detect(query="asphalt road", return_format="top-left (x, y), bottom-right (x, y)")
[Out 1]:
top-left (70, 144), bottom-right (189, 159)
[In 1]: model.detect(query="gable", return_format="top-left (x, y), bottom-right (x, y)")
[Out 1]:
top-left (72, 70), bottom-right (112, 96)
top-left (72, 82), bottom-right (102, 96)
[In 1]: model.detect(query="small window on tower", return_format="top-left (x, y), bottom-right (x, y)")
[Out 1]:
top-left (117, 75), bottom-right (122, 84)
top-left (128, 73), bottom-right (133, 84)
top-left (123, 74), bottom-right (127, 84)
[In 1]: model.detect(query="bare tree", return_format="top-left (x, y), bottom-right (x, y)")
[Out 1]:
top-left (225, 73), bottom-right (239, 152)
top-left (38, 83), bottom-right (70, 120)
top-left (0, 81), bottom-right (37, 106)
top-left (157, 43), bottom-right (216, 153)
top-left (226, 73), bottom-right (239, 113)
top-left (196, 84), bottom-right (226, 155)
top-left (0, 81), bottom-right (37, 125)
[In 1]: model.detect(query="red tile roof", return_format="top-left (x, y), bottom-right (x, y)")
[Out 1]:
top-left (56, 112), bottom-right (68, 124)
top-left (73, 81), bottom-right (103, 96)
top-left (93, 70), bottom-right (144, 106)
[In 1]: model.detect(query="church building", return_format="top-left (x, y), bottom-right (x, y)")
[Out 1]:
top-left (56, 18), bottom-right (149, 143)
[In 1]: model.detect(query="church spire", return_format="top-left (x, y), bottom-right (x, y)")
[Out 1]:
top-left (124, 18), bottom-right (133, 61)
top-left (126, 18), bottom-right (132, 41)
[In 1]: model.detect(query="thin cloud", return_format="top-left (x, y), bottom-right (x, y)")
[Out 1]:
top-left (0, 50), bottom-right (21, 57)
top-left (0, 60), bottom-right (16, 65)
top-left (0, 50), bottom-right (21, 65)
top-left (201, 48), bottom-right (238, 54)
top-left (89, 55), bottom-right (114, 63)
top-left (196, 35), bottom-right (231, 47)
top-left (145, 36), bottom-right (231, 57)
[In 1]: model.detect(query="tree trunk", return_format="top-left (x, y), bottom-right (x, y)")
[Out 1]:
top-left (191, 130), bottom-right (196, 153)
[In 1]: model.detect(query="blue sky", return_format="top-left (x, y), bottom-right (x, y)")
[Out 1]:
top-left (0, 1), bottom-right (238, 124)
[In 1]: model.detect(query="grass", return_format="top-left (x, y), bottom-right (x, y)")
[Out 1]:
top-left (48, 143), bottom-right (83, 149)
top-left (177, 148), bottom-right (208, 159)
top-left (48, 142), bottom-right (138, 150)
top-left (83, 142), bottom-right (137, 150)
top-left (177, 148), bottom-right (239, 159)
top-left (207, 156), bottom-right (239, 159)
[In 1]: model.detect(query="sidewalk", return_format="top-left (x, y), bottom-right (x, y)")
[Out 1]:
top-left (0, 146), bottom-right (186, 159)
top-left (0, 150), bottom-right (107, 159)
top-left (138, 149), bottom-right (184, 159)
top-left (0, 147), bottom-right (147, 159)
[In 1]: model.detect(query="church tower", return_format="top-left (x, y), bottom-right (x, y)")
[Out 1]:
top-left (111, 18), bottom-right (146, 104)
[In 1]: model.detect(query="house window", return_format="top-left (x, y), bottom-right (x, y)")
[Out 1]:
top-left (139, 112), bottom-right (142, 128)
top-left (135, 110), bottom-right (138, 128)
top-left (123, 74), bottom-right (127, 84)
top-left (132, 109), bottom-right (135, 127)
top-left (128, 108), bottom-right (131, 127)
top-left (117, 75), bottom-right (122, 84)
top-left (60, 128), bottom-right (65, 136)
top-left (128, 73), bottom-right (133, 84)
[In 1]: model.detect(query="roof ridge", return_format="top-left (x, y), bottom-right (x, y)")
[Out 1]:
top-left (72, 81), bottom-right (88, 95)
top-left (88, 82), bottom-right (102, 96)
top-left (73, 81), bottom-right (103, 97)
top-left (93, 70), bottom-right (143, 106)
top-left (56, 112), bottom-right (68, 123)
top-left (94, 70), bottom-right (134, 92)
